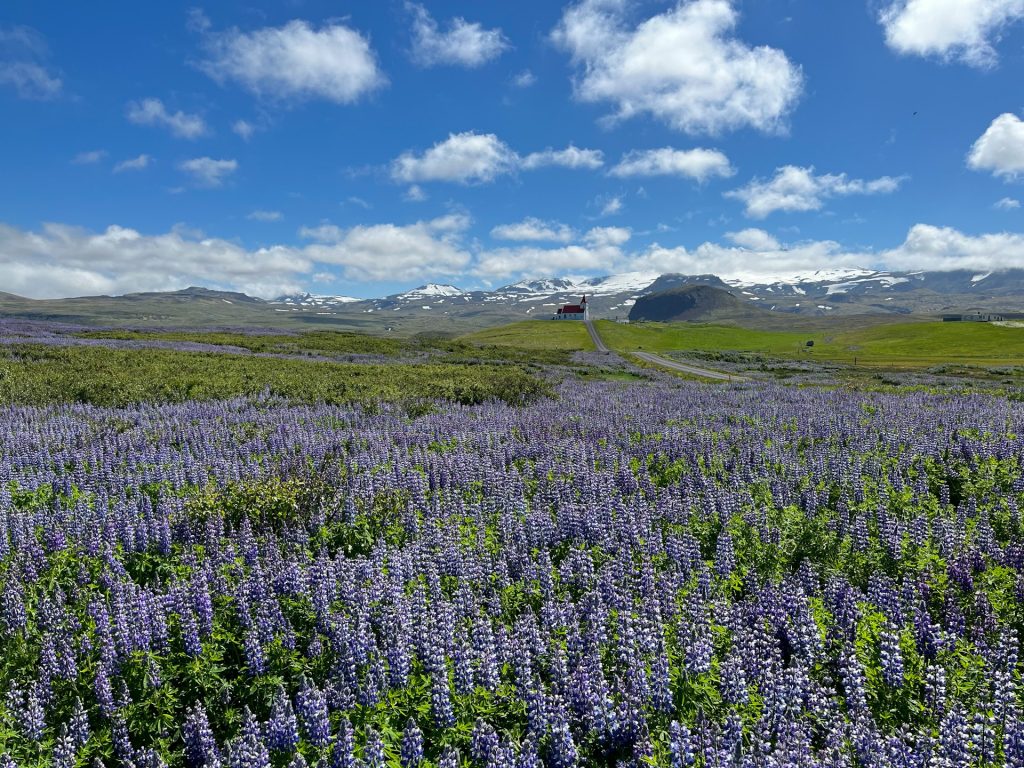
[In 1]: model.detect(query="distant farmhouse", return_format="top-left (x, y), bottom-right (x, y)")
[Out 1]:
top-left (554, 295), bottom-right (589, 320)
top-left (942, 312), bottom-right (1006, 322)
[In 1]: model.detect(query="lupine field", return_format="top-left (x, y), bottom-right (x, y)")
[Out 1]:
top-left (3, 372), bottom-right (1024, 767)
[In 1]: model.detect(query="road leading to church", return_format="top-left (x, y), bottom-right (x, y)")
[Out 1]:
top-left (586, 319), bottom-right (747, 382)
top-left (584, 319), bottom-right (609, 353)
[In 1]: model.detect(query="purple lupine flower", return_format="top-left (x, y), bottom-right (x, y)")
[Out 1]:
top-left (547, 699), bottom-right (577, 768)
top-left (472, 719), bottom-right (500, 765)
top-left (437, 748), bottom-right (459, 768)
top-left (296, 677), bottom-right (331, 748)
top-left (52, 724), bottom-right (78, 768)
top-left (669, 721), bottom-right (695, 767)
top-left (331, 718), bottom-right (356, 768)
top-left (69, 696), bottom-right (90, 747)
top-left (183, 702), bottom-right (220, 768)
top-left (880, 621), bottom-right (904, 688)
top-left (400, 719), bottom-right (424, 768)
top-left (265, 686), bottom-right (300, 753)
top-left (227, 709), bottom-right (270, 768)
top-left (363, 727), bottom-right (387, 768)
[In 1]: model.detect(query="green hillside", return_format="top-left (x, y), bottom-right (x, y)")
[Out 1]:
top-left (466, 318), bottom-right (1024, 368)
top-left (599, 319), bottom-right (1024, 367)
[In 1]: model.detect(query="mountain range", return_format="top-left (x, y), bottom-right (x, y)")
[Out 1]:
top-left (3, 268), bottom-right (1024, 332)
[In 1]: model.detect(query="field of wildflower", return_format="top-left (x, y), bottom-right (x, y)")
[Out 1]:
top-left (1, 361), bottom-right (1023, 766)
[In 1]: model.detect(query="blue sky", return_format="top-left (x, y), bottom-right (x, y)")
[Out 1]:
top-left (1, 0), bottom-right (1023, 298)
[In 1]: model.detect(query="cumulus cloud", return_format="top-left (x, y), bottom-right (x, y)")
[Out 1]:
top-left (552, 0), bottom-right (802, 135)
top-left (408, 3), bottom-right (509, 67)
top-left (625, 223), bottom-right (1024, 280)
top-left (628, 238), bottom-right (850, 281)
top-left (247, 209), bottom-right (282, 221)
top-left (491, 218), bottom-right (575, 243)
top-left (879, 0), bottom-right (1024, 67)
top-left (391, 132), bottom-right (517, 184)
top-left (126, 98), bottom-right (207, 139)
top-left (113, 154), bottom-right (152, 173)
top-left (0, 221), bottom-right (311, 299)
top-left (726, 166), bottom-right (906, 218)
top-left (521, 145), bottom-right (604, 170)
top-left (300, 215), bottom-right (472, 281)
top-left (0, 26), bottom-right (62, 100)
top-left (476, 226), bottom-right (631, 279)
top-left (72, 150), bottom-right (106, 165)
top-left (584, 226), bottom-right (631, 247)
top-left (968, 113), bottom-right (1024, 179)
top-left (391, 132), bottom-right (605, 183)
top-left (199, 19), bottom-right (386, 103)
top-left (883, 223), bottom-right (1024, 271)
top-left (610, 147), bottom-right (734, 181)
top-left (726, 228), bottom-right (780, 250)
top-left (995, 197), bottom-right (1021, 209)
top-left (179, 157), bottom-right (238, 187)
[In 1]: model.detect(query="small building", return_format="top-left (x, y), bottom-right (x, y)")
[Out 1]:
top-left (554, 295), bottom-right (589, 320)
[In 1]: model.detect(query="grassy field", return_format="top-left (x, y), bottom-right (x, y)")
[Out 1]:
top-left (466, 318), bottom-right (1024, 368)
top-left (598, 320), bottom-right (1024, 367)
top-left (0, 344), bottom-right (550, 407)
top-left (462, 320), bottom-right (595, 351)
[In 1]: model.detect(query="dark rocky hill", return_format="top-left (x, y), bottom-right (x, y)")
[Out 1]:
top-left (628, 285), bottom-right (758, 323)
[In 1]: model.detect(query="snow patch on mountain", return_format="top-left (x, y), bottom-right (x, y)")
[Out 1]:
top-left (399, 284), bottom-right (466, 299)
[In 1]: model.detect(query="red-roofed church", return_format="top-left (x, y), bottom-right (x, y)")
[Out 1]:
top-left (553, 295), bottom-right (589, 320)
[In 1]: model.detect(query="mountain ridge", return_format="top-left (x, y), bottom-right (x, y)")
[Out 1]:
top-left (5, 269), bottom-right (1024, 331)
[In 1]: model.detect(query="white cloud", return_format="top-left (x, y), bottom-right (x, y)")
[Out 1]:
top-left (610, 147), bottom-right (734, 181)
top-left (199, 19), bottom-right (386, 103)
top-left (476, 226), bottom-right (630, 279)
top-left (0, 26), bottom-right (62, 100)
top-left (392, 133), bottom-right (604, 183)
top-left (995, 196), bottom-right (1021, 209)
top-left (726, 228), bottom-right (780, 250)
top-left (879, 0), bottom-right (1024, 67)
top-left (300, 215), bottom-right (472, 282)
top-left (408, 3), bottom-right (509, 67)
top-left (179, 157), bottom-right (238, 187)
top-left (232, 119), bottom-right (256, 140)
top-left (583, 226), bottom-right (631, 247)
top-left (404, 185), bottom-right (428, 202)
top-left (491, 218), bottom-right (575, 243)
top-left (628, 238), bottom-right (849, 281)
top-left (345, 196), bottom-right (372, 210)
top-left (521, 145), bottom-right (604, 170)
top-left (883, 223), bottom-right (1024, 271)
top-left (392, 132), bottom-right (517, 184)
top-left (512, 69), bottom-right (536, 88)
top-left (967, 113), bottom-right (1024, 179)
top-left (552, 0), bottom-right (802, 135)
top-left (626, 223), bottom-right (1024, 280)
top-left (726, 166), bottom-right (906, 218)
top-left (126, 98), bottom-right (207, 139)
top-left (0, 221), bottom-right (311, 299)
top-left (113, 154), bottom-right (152, 173)
top-left (601, 196), bottom-right (624, 216)
top-left (247, 209), bottom-right (282, 221)
top-left (73, 150), bottom-right (106, 165)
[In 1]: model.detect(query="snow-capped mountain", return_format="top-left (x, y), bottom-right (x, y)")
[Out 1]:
top-left (260, 268), bottom-right (1024, 324)
top-left (272, 293), bottom-right (361, 308)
